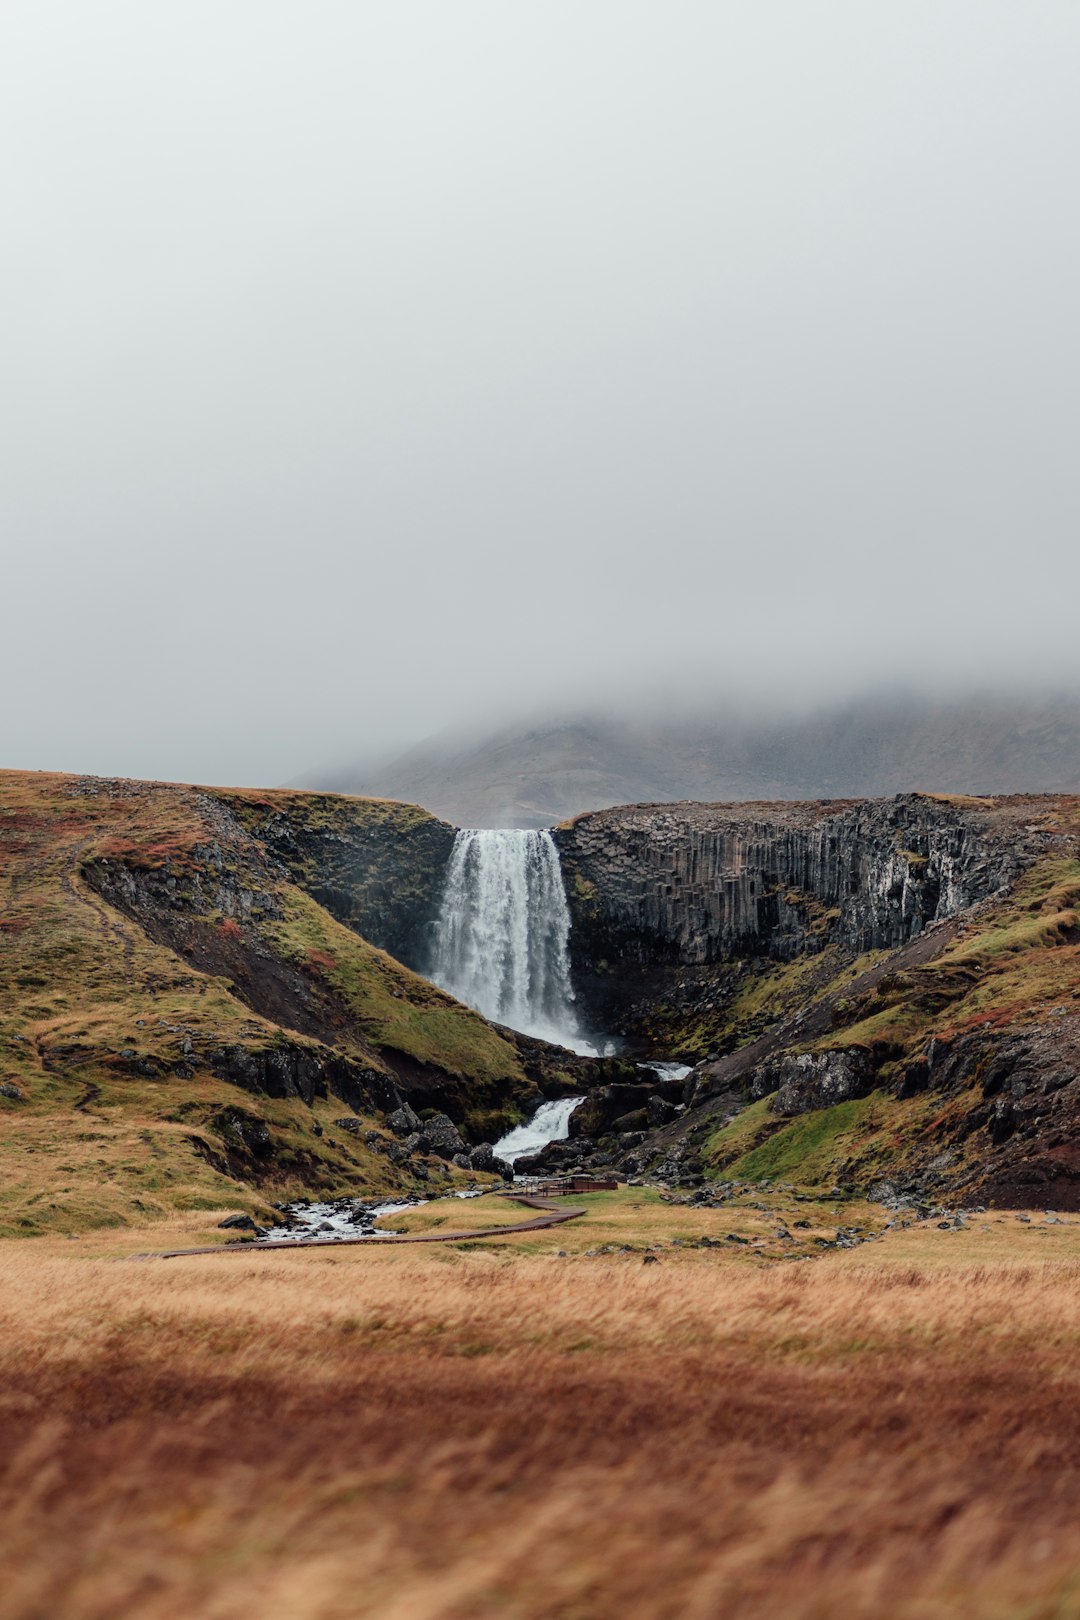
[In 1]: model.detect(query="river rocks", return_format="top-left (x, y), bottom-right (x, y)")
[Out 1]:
top-left (611, 1108), bottom-right (649, 1134)
top-left (512, 1150), bottom-right (547, 1175)
top-left (513, 1140), bottom-right (586, 1175)
top-left (218, 1212), bottom-right (258, 1230)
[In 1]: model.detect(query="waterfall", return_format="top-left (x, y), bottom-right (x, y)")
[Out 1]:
top-left (493, 1097), bottom-right (584, 1167)
top-left (431, 829), bottom-right (589, 1052)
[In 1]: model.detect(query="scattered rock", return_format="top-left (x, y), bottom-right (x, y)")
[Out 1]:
top-left (467, 1142), bottom-right (512, 1178)
top-left (646, 1095), bottom-right (679, 1128)
top-left (387, 1104), bottom-right (422, 1138)
top-left (423, 1113), bottom-right (467, 1160)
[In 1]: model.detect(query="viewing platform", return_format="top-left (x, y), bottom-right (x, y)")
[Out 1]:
top-left (518, 1174), bottom-right (620, 1196)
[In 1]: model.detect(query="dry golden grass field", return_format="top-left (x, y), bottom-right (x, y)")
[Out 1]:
top-left (5, 1191), bottom-right (1080, 1620)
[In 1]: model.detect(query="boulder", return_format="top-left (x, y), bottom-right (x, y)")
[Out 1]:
top-left (750, 1049), bottom-right (872, 1114)
top-left (610, 1108), bottom-right (649, 1135)
top-left (387, 1104), bottom-right (423, 1138)
top-left (513, 1141), bottom-right (575, 1175)
top-left (422, 1113), bottom-right (466, 1160)
top-left (569, 1084), bottom-right (653, 1137)
top-left (468, 1142), bottom-right (513, 1179)
top-left (646, 1095), bottom-right (679, 1128)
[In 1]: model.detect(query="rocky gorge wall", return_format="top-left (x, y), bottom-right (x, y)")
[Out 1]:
top-left (554, 795), bottom-right (1032, 981)
top-left (222, 790), bottom-right (456, 972)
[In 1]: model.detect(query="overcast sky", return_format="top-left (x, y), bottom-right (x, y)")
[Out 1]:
top-left (3, 1), bottom-right (1079, 786)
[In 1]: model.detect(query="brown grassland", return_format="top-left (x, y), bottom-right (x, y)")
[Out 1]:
top-left (5, 1193), bottom-right (1080, 1620)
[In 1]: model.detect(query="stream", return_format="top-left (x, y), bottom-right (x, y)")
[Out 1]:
top-left (264, 1093), bottom-right (588, 1241)
top-left (265, 1065), bottom-right (693, 1243)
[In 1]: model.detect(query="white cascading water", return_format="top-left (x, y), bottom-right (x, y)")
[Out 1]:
top-left (431, 829), bottom-right (592, 1053)
top-left (493, 1096), bottom-right (584, 1167)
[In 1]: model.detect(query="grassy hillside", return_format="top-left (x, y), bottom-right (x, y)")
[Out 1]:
top-left (692, 823), bottom-right (1080, 1205)
top-left (0, 771), bottom-right (538, 1238)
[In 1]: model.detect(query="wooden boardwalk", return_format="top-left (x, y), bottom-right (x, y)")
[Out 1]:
top-left (137, 1194), bottom-right (587, 1260)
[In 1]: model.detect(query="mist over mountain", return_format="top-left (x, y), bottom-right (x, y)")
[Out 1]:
top-left (303, 693), bottom-right (1080, 829)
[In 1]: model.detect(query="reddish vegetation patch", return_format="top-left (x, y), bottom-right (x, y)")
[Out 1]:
top-left (305, 948), bottom-right (339, 974)
top-left (217, 917), bottom-right (243, 941)
top-left (939, 1003), bottom-right (1034, 1039)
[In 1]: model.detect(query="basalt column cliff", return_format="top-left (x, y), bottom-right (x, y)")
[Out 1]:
top-left (554, 795), bottom-right (1028, 1032)
top-left (552, 794), bottom-right (1080, 1209)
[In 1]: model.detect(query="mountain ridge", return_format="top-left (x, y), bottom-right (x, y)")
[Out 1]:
top-left (302, 694), bottom-right (1080, 828)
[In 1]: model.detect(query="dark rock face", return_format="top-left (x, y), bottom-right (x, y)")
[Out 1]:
top-left (557, 795), bottom-right (1023, 972)
top-left (514, 1139), bottom-right (589, 1175)
top-left (750, 1050), bottom-right (873, 1114)
top-left (569, 1079), bottom-right (685, 1139)
top-left (82, 844), bottom-right (535, 1137)
top-left (920, 1014), bottom-right (1080, 1209)
top-left (646, 1094), bottom-right (680, 1128)
top-left (230, 797), bottom-right (456, 972)
top-left (206, 1042), bottom-right (402, 1116)
top-left (555, 794), bottom-right (1030, 1031)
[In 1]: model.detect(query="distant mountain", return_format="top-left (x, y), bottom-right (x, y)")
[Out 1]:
top-left (302, 694), bottom-right (1080, 828)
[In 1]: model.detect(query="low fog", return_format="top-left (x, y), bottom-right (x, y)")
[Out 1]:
top-left (3, 2), bottom-right (1079, 788)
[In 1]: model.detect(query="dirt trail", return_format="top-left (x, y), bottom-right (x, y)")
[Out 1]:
top-left (137, 1194), bottom-right (587, 1259)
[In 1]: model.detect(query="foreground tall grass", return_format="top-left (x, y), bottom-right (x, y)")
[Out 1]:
top-left (4, 1234), bottom-right (1080, 1619)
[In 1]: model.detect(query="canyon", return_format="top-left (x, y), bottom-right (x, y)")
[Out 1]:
top-left (2, 769), bottom-right (1079, 1235)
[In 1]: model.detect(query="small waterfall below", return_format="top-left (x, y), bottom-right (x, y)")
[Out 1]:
top-left (431, 829), bottom-right (590, 1052)
top-left (493, 1097), bottom-right (584, 1167)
